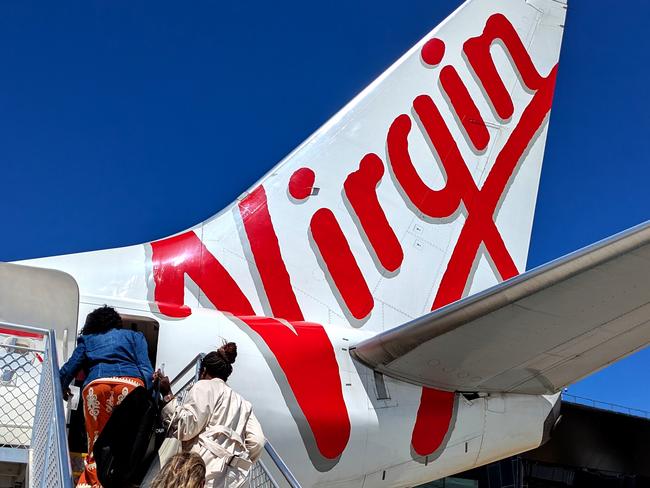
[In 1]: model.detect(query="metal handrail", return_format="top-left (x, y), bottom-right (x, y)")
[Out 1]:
top-left (169, 353), bottom-right (205, 405)
top-left (1, 321), bottom-right (73, 487)
top-left (264, 442), bottom-right (302, 488)
top-left (0, 343), bottom-right (44, 353)
top-left (0, 321), bottom-right (50, 336)
top-left (562, 392), bottom-right (650, 419)
top-left (170, 353), bottom-right (205, 386)
top-left (46, 329), bottom-right (74, 487)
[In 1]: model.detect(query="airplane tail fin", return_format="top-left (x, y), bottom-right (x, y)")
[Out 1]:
top-left (148, 0), bottom-right (568, 329)
top-left (21, 4), bottom-right (568, 466)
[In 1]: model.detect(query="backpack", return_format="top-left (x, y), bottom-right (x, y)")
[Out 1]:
top-left (93, 386), bottom-right (164, 487)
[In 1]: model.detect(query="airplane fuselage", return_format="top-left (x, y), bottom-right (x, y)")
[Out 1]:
top-left (26, 245), bottom-right (557, 488)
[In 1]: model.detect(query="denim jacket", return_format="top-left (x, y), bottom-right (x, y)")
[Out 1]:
top-left (59, 328), bottom-right (154, 391)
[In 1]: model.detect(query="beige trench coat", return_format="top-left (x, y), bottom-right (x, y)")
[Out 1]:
top-left (162, 378), bottom-right (265, 487)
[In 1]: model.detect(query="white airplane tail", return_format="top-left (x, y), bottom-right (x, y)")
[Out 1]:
top-left (145, 0), bottom-right (567, 330)
top-left (28, 0), bottom-right (566, 334)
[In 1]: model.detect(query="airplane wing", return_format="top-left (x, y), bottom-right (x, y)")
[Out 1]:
top-left (350, 221), bottom-right (650, 395)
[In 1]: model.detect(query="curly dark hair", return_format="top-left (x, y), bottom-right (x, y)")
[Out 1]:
top-left (81, 305), bottom-right (123, 335)
top-left (201, 342), bottom-right (237, 381)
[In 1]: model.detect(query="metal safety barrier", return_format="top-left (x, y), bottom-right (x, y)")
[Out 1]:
top-left (170, 355), bottom-right (302, 488)
top-left (169, 352), bottom-right (205, 404)
top-left (0, 322), bottom-right (73, 488)
top-left (0, 331), bottom-right (42, 449)
top-left (249, 456), bottom-right (280, 488)
top-left (562, 392), bottom-right (650, 419)
top-left (258, 441), bottom-right (302, 488)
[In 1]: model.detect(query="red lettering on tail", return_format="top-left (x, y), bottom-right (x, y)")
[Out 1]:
top-left (344, 153), bottom-right (403, 273)
top-left (288, 167), bottom-right (316, 201)
top-left (239, 316), bottom-right (351, 460)
top-left (239, 186), bottom-right (304, 321)
top-left (310, 208), bottom-right (374, 320)
top-left (388, 113), bottom-right (463, 218)
top-left (149, 10), bottom-right (560, 468)
top-left (151, 231), bottom-right (254, 318)
top-left (464, 13), bottom-right (549, 120)
top-left (152, 225), bottom-right (351, 462)
top-left (421, 38), bottom-right (445, 66)
top-left (389, 93), bottom-right (519, 298)
top-left (411, 388), bottom-right (456, 457)
top-left (440, 65), bottom-right (490, 151)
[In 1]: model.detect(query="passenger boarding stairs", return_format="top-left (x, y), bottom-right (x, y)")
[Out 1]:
top-left (1, 323), bottom-right (301, 488)
top-left (0, 322), bottom-right (71, 488)
top-left (0, 262), bottom-right (301, 488)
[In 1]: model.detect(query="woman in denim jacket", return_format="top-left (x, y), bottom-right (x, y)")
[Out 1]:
top-left (59, 305), bottom-right (154, 488)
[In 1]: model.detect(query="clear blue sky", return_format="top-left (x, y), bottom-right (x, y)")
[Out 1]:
top-left (1, 1), bottom-right (649, 409)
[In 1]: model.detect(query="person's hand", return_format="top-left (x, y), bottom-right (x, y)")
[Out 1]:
top-left (62, 387), bottom-right (72, 401)
top-left (154, 369), bottom-right (171, 396)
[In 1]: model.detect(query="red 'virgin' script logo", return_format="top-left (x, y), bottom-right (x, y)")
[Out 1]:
top-left (149, 12), bottom-right (560, 466)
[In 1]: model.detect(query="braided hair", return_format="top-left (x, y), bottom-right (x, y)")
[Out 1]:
top-left (200, 342), bottom-right (237, 381)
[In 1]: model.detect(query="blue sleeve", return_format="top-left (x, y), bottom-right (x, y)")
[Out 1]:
top-left (59, 338), bottom-right (86, 391)
top-left (133, 331), bottom-right (154, 390)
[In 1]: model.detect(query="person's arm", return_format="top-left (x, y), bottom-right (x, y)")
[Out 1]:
top-left (58, 339), bottom-right (86, 392)
top-left (244, 410), bottom-right (266, 462)
top-left (133, 331), bottom-right (154, 390)
top-left (162, 380), bottom-right (215, 442)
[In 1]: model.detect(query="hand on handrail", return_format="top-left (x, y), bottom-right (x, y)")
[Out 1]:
top-left (154, 369), bottom-right (172, 396)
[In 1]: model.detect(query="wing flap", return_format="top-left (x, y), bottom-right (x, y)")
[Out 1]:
top-left (350, 222), bottom-right (650, 394)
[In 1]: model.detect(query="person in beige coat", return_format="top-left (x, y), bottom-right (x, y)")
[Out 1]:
top-left (159, 343), bottom-right (265, 488)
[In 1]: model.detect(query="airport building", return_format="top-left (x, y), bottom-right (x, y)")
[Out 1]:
top-left (427, 396), bottom-right (650, 488)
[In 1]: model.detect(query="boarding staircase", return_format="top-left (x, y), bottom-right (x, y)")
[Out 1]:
top-left (0, 262), bottom-right (301, 488)
top-left (0, 322), bottom-right (301, 488)
top-left (0, 323), bottom-right (71, 488)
